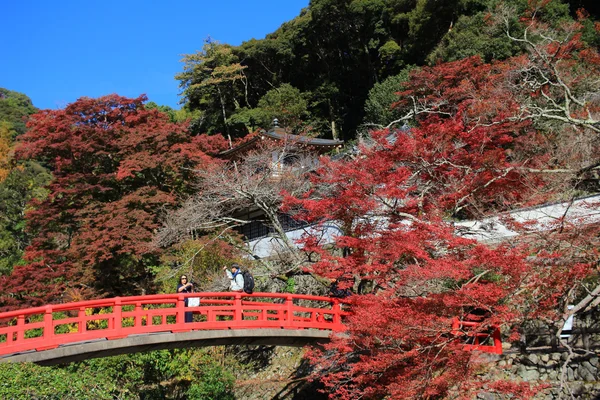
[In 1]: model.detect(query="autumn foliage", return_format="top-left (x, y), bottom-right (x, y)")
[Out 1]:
top-left (0, 95), bottom-right (226, 309)
top-left (284, 11), bottom-right (600, 399)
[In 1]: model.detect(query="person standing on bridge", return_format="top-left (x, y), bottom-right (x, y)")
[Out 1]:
top-left (177, 275), bottom-right (194, 323)
top-left (223, 264), bottom-right (244, 292)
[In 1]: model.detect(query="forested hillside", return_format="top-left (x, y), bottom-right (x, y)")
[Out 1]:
top-left (177, 0), bottom-right (600, 141)
top-left (1, 0), bottom-right (599, 398)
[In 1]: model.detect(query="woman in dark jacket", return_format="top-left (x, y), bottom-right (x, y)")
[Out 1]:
top-left (177, 275), bottom-right (194, 323)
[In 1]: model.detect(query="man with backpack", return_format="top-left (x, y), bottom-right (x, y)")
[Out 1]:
top-left (224, 264), bottom-right (244, 292)
top-left (329, 278), bottom-right (352, 298)
top-left (223, 263), bottom-right (255, 294)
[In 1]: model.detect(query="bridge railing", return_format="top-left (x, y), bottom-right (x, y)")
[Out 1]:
top-left (451, 318), bottom-right (502, 354)
top-left (0, 293), bottom-right (346, 357)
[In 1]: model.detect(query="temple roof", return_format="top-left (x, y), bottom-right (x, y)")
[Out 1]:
top-left (219, 126), bottom-right (344, 158)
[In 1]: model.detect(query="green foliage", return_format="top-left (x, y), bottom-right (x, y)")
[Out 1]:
top-left (427, 12), bottom-right (523, 63)
top-left (363, 66), bottom-right (416, 126)
top-left (0, 349), bottom-right (236, 400)
top-left (156, 237), bottom-right (243, 293)
top-left (0, 161), bottom-right (51, 275)
top-left (230, 84), bottom-right (308, 133)
top-left (284, 277), bottom-right (296, 293)
top-left (144, 102), bottom-right (204, 132)
top-left (0, 88), bottom-right (37, 137)
top-left (177, 0), bottom-right (533, 140)
top-left (175, 0), bottom-right (596, 141)
top-left (425, 0), bottom-right (573, 64)
top-left (187, 363), bottom-right (235, 400)
top-left (177, 40), bottom-right (248, 137)
top-left (256, 84), bottom-right (308, 131)
top-left (145, 101), bottom-right (178, 122)
top-left (0, 362), bottom-right (117, 399)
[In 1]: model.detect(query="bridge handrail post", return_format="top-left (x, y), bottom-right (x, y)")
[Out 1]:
top-left (16, 314), bottom-right (26, 343)
top-left (176, 294), bottom-right (185, 327)
top-left (331, 299), bottom-right (342, 326)
top-left (285, 295), bottom-right (294, 327)
top-left (78, 307), bottom-right (86, 333)
top-left (135, 302), bottom-right (142, 328)
top-left (43, 306), bottom-right (53, 341)
top-left (492, 325), bottom-right (502, 354)
top-left (234, 293), bottom-right (242, 322)
top-left (114, 298), bottom-right (122, 336)
top-left (331, 299), bottom-right (342, 330)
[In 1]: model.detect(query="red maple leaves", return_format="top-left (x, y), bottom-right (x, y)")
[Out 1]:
top-left (0, 95), bottom-right (226, 309)
top-left (287, 12), bottom-right (600, 398)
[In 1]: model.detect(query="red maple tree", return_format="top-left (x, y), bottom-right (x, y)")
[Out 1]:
top-left (285, 8), bottom-right (600, 399)
top-left (0, 95), bottom-right (226, 309)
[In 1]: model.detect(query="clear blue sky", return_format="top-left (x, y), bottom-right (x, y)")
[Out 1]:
top-left (1, 0), bottom-right (309, 110)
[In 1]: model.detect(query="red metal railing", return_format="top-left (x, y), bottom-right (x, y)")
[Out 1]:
top-left (0, 292), bottom-right (345, 357)
top-left (451, 318), bottom-right (502, 354)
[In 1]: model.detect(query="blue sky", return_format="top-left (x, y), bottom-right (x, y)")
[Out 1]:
top-left (1, 0), bottom-right (309, 110)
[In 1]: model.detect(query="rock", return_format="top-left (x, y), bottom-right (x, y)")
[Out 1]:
top-left (476, 393), bottom-right (496, 400)
top-left (571, 382), bottom-right (585, 395)
top-left (567, 367), bottom-right (575, 381)
top-left (498, 360), bottom-right (506, 367)
top-left (528, 354), bottom-right (540, 365)
top-left (541, 354), bottom-right (550, 363)
top-left (590, 357), bottom-right (599, 367)
top-left (581, 361), bottom-right (597, 374)
top-left (521, 369), bottom-right (540, 381)
top-left (552, 353), bottom-right (561, 361)
top-left (579, 362), bottom-right (596, 381)
top-left (548, 370), bottom-right (558, 380)
top-left (580, 369), bottom-right (595, 382)
top-left (473, 352), bottom-right (501, 363)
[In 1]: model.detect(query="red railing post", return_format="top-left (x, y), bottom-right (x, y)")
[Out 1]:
top-left (43, 306), bottom-right (53, 340)
top-left (78, 307), bottom-right (86, 333)
top-left (135, 302), bottom-right (142, 328)
top-left (16, 314), bottom-right (25, 343)
top-left (331, 300), bottom-right (342, 330)
top-left (492, 326), bottom-right (502, 354)
top-left (176, 294), bottom-right (185, 327)
top-left (234, 293), bottom-right (242, 323)
top-left (114, 298), bottom-right (122, 336)
top-left (285, 295), bottom-right (294, 327)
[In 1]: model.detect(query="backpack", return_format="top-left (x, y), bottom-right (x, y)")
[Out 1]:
top-left (329, 281), bottom-right (352, 298)
top-left (242, 270), bottom-right (255, 294)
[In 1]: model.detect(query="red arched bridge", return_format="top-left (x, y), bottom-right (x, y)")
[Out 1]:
top-left (0, 292), bottom-right (501, 365)
top-left (0, 293), bottom-right (345, 365)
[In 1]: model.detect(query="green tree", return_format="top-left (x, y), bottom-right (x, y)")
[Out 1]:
top-left (427, 0), bottom-right (572, 64)
top-left (426, 12), bottom-right (522, 63)
top-left (177, 40), bottom-right (249, 141)
top-left (0, 161), bottom-right (51, 275)
top-left (0, 88), bottom-right (37, 137)
top-left (363, 65), bottom-right (416, 127)
top-left (230, 84), bottom-right (309, 133)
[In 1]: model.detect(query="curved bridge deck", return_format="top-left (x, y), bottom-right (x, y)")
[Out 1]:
top-left (0, 292), bottom-right (345, 365)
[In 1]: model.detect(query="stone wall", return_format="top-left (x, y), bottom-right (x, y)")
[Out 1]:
top-left (479, 348), bottom-right (600, 399)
